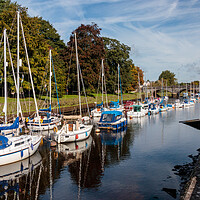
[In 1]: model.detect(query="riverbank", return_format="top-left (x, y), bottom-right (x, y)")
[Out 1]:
top-left (173, 149), bottom-right (200, 200)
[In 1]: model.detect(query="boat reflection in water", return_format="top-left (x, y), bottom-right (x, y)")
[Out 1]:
top-left (0, 151), bottom-right (42, 199)
top-left (57, 136), bottom-right (95, 198)
top-left (99, 128), bottom-right (127, 170)
top-left (57, 135), bottom-right (93, 166)
top-left (100, 128), bottom-right (127, 146)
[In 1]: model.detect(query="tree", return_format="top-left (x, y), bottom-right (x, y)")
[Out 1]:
top-left (103, 37), bottom-right (138, 93)
top-left (158, 70), bottom-right (177, 86)
top-left (66, 24), bottom-right (106, 94)
top-left (0, 0), bottom-right (67, 97)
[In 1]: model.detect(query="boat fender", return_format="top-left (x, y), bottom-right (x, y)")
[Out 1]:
top-left (21, 150), bottom-right (23, 158)
top-left (76, 134), bottom-right (78, 139)
top-left (86, 132), bottom-right (88, 136)
top-left (20, 128), bottom-right (22, 133)
top-left (26, 118), bottom-right (29, 123)
top-left (20, 163), bottom-right (24, 172)
top-left (40, 119), bottom-right (43, 123)
top-left (96, 128), bottom-right (100, 133)
top-left (31, 143), bottom-right (33, 150)
top-left (54, 126), bottom-right (58, 132)
top-left (40, 137), bottom-right (43, 145)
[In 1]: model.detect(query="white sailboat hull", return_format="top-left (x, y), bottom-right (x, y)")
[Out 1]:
top-left (27, 118), bottom-right (61, 131)
top-left (127, 110), bottom-right (147, 118)
top-left (55, 125), bottom-right (93, 143)
top-left (0, 135), bottom-right (42, 166)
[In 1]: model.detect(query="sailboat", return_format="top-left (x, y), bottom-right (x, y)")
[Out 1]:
top-left (27, 49), bottom-right (62, 131)
top-left (91, 59), bottom-right (109, 118)
top-left (0, 11), bottom-right (42, 166)
top-left (55, 32), bottom-right (93, 143)
top-left (109, 64), bottom-right (124, 111)
top-left (0, 29), bottom-right (24, 137)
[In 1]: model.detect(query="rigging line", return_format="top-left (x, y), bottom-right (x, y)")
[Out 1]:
top-left (7, 12), bottom-right (17, 38)
top-left (20, 15), bottom-right (40, 122)
top-left (66, 42), bottom-right (74, 92)
top-left (0, 30), bottom-right (4, 65)
top-left (51, 56), bottom-right (61, 115)
top-left (38, 54), bottom-right (49, 101)
top-left (7, 36), bottom-right (23, 119)
top-left (96, 64), bottom-right (102, 104)
top-left (0, 31), bottom-right (3, 48)
top-left (79, 64), bottom-right (90, 116)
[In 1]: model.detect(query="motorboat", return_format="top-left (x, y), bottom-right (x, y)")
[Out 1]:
top-left (97, 110), bottom-right (127, 130)
top-left (127, 105), bottom-right (148, 118)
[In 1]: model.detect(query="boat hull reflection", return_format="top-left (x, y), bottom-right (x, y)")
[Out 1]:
top-left (0, 151), bottom-right (42, 198)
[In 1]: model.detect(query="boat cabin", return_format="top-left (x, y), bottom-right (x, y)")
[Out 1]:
top-left (98, 110), bottom-right (126, 130)
top-left (131, 105), bottom-right (142, 112)
top-left (99, 111), bottom-right (123, 123)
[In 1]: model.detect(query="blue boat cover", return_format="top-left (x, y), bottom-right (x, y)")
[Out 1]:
top-left (97, 101), bottom-right (103, 107)
top-left (160, 98), bottom-right (164, 104)
top-left (110, 99), bottom-right (120, 108)
top-left (0, 135), bottom-right (9, 150)
top-left (0, 117), bottom-right (19, 131)
top-left (39, 105), bottom-right (51, 112)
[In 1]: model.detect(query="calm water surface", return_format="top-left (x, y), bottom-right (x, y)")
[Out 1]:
top-left (1, 104), bottom-right (200, 200)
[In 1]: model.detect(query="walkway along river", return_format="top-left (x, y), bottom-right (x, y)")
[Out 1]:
top-left (1, 103), bottom-right (200, 199)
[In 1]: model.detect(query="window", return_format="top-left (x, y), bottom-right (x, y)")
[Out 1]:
top-left (116, 115), bottom-right (122, 121)
top-left (15, 141), bottom-right (24, 147)
top-left (102, 114), bottom-right (113, 122)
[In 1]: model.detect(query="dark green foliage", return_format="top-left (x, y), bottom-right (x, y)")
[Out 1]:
top-left (0, 0), bottom-right (66, 97)
top-left (103, 37), bottom-right (136, 93)
top-left (158, 70), bottom-right (177, 86)
top-left (66, 24), bottom-right (106, 94)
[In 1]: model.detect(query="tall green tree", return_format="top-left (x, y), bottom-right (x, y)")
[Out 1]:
top-left (103, 37), bottom-right (137, 93)
top-left (158, 70), bottom-right (177, 86)
top-left (0, 0), bottom-right (67, 97)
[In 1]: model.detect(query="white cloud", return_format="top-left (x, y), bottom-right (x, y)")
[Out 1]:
top-left (13, 0), bottom-right (200, 82)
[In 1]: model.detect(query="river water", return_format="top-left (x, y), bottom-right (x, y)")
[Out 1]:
top-left (1, 104), bottom-right (200, 200)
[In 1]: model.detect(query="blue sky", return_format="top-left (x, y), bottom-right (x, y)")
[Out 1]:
top-left (13, 0), bottom-right (200, 82)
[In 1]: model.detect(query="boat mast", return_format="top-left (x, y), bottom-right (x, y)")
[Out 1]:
top-left (74, 32), bottom-right (82, 116)
top-left (162, 78), bottom-right (163, 99)
top-left (138, 72), bottom-right (141, 102)
top-left (17, 11), bottom-right (20, 122)
top-left (3, 29), bottom-right (7, 123)
top-left (102, 59), bottom-right (104, 103)
top-left (119, 64), bottom-right (123, 105)
top-left (118, 64), bottom-right (119, 101)
top-left (49, 49), bottom-right (52, 110)
top-left (16, 11), bottom-right (21, 135)
top-left (20, 12), bottom-right (40, 124)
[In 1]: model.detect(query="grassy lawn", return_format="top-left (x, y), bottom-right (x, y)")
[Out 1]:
top-left (0, 92), bottom-right (144, 116)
